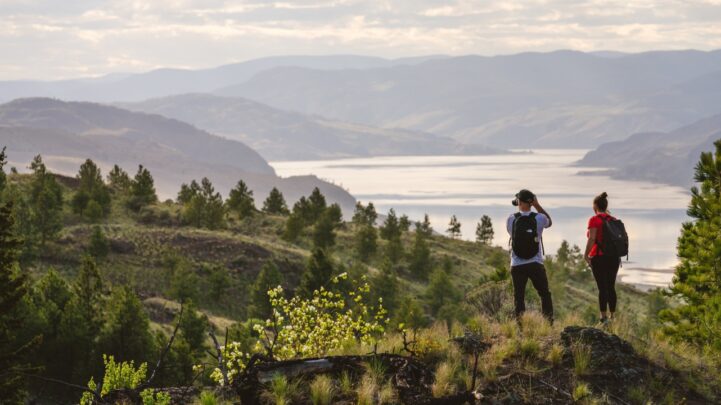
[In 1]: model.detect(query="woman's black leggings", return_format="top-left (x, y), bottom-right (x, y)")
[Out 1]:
top-left (591, 255), bottom-right (621, 313)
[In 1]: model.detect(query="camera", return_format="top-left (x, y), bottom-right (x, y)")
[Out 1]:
top-left (512, 198), bottom-right (519, 206)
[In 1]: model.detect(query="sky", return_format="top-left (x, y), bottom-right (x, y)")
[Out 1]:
top-left (2, 0), bottom-right (721, 80)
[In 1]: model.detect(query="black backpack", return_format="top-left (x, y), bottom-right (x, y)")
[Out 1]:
top-left (599, 215), bottom-right (629, 258)
top-left (511, 212), bottom-right (540, 259)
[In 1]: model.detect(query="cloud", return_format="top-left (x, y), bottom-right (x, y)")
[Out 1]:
top-left (0, 0), bottom-right (720, 79)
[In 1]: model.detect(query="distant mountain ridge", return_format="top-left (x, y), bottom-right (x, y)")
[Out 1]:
top-left (577, 113), bottom-right (721, 187)
top-left (119, 94), bottom-right (500, 161)
top-left (0, 55), bottom-right (448, 103)
top-left (0, 98), bottom-right (355, 210)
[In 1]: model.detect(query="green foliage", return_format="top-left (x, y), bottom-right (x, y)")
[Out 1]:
top-left (309, 374), bottom-right (335, 405)
top-left (399, 214), bottom-right (411, 232)
top-left (409, 223), bottom-right (432, 280)
top-left (0, 146), bottom-right (7, 194)
top-left (263, 187), bottom-right (289, 215)
top-left (371, 260), bottom-right (400, 315)
top-left (446, 215), bottom-right (461, 239)
top-left (416, 214), bottom-right (433, 238)
top-left (98, 287), bottom-right (156, 364)
top-left (352, 201), bottom-right (378, 227)
top-left (475, 215), bottom-right (494, 245)
top-left (299, 248), bottom-right (335, 297)
top-left (226, 179), bottom-right (255, 219)
top-left (661, 140), bottom-right (721, 352)
top-left (0, 200), bottom-right (35, 402)
top-left (88, 226), bottom-right (110, 260)
top-left (107, 164), bottom-right (131, 194)
top-left (354, 224), bottom-right (378, 262)
top-left (169, 264), bottom-right (200, 304)
top-left (127, 165), bottom-right (157, 212)
top-left (249, 261), bottom-right (283, 319)
top-left (181, 178), bottom-right (226, 229)
top-left (426, 267), bottom-right (461, 318)
top-left (80, 354), bottom-right (148, 404)
top-left (71, 159), bottom-right (111, 221)
top-left (307, 187), bottom-right (328, 222)
top-left (19, 155), bottom-right (64, 251)
top-left (179, 301), bottom-right (209, 355)
top-left (140, 388), bottom-right (172, 405)
top-left (380, 209), bottom-right (403, 264)
top-left (312, 204), bottom-right (343, 249)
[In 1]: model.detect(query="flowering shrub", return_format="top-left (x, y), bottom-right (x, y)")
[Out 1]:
top-left (80, 355), bottom-right (148, 404)
top-left (209, 273), bottom-right (387, 386)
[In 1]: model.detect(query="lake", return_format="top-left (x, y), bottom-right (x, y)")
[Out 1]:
top-left (271, 150), bottom-right (691, 289)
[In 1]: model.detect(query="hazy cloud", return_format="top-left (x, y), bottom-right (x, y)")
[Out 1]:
top-left (1, 0), bottom-right (720, 79)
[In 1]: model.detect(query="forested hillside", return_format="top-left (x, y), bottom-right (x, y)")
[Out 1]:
top-left (1, 146), bottom-right (720, 404)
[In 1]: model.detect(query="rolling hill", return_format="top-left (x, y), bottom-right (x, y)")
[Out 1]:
top-left (0, 98), bottom-right (355, 209)
top-left (215, 50), bottom-right (721, 148)
top-left (577, 113), bottom-right (721, 187)
top-left (120, 94), bottom-right (498, 161)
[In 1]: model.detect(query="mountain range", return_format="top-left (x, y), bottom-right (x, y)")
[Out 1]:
top-left (0, 98), bottom-right (355, 210)
top-left (578, 113), bottom-right (721, 188)
top-left (119, 94), bottom-right (498, 161)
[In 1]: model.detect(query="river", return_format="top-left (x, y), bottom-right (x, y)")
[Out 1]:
top-left (271, 150), bottom-right (690, 289)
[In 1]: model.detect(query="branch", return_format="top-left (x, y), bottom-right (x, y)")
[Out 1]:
top-left (145, 304), bottom-right (184, 387)
top-left (20, 372), bottom-right (99, 397)
top-left (209, 328), bottom-right (230, 386)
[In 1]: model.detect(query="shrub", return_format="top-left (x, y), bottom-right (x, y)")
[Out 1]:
top-left (309, 374), bottom-right (335, 405)
top-left (572, 382), bottom-right (592, 401)
top-left (573, 343), bottom-right (592, 376)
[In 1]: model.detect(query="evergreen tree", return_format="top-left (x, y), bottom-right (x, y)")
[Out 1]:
top-left (199, 178), bottom-right (225, 229)
top-left (661, 140), bottom-right (721, 352)
top-left (446, 215), bottom-right (461, 239)
top-left (249, 261), bottom-right (283, 319)
top-left (127, 165), bottom-right (157, 212)
top-left (354, 224), bottom-right (378, 262)
top-left (299, 248), bottom-right (334, 296)
top-left (312, 204), bottom-right (343, 250)
top-left (88, 226), bottom-right (110, 260)
top-left (71, 159), bottom-right (111, 221)
top-left (416, 214), bottom-right (433, 238)
top-left (352, 202), bottom-right (378, 227)
top-left (409, 224), bottom-right (432, 280)
top-left (227, 179), bottom-right (255, 219)
top-left (178, 300), bottom-right (209, 355)
top-left (177, 180), bottom-right (200, 205)
top-left (26, 155), bottom-right (64, 248)
top-left (107, 164), bottom-right (131, 194)
top-left (395, 297), bottom-right (428, 329)
top-left (399, 215), bottom-right (411, 232)
top-left (283, 212), bottom-right (305, 242)
top-left (99, 287), bottom-right (156, 363)
top-left (380, 208), bottom-right (403, 264)
top-left (169, 265), bottom-right (199, 304)
top-left (371, 260), bottom-right (400, 315)
top-left (0, 146), bottom-right (7, 195)
top-left (262, 187), bottom-right (289, 215)
top-left (475, 215), bottom-right (494, 245)
top-left (307, 187), bottom-right (327, 223)
top-left (426, 267), bottom-right (461, 316)
top-left (0, 200), bottom-right (36, 402)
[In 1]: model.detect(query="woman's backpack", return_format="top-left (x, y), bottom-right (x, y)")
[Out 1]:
top-left (600, 215), bottom-right (629, 259)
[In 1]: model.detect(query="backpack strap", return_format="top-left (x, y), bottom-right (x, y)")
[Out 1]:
top-left (509, 212), bottom-right (522, 248)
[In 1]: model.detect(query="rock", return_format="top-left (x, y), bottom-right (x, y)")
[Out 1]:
top-left (560, 326), bottom-right (641, 380)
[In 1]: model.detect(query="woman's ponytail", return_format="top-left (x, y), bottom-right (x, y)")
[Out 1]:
top-left (594, 192), bottom-right (609, 211)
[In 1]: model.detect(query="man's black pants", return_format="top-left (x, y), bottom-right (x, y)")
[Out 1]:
top-left (511, 262), bottom-right (553, 321)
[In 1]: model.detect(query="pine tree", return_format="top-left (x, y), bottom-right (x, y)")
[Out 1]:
top-left (312, 205), bottom-right (343, 250)
top-left (354, 225), bottom-right (378, 262)
top-left (0, 147), bottom-right (7, 196)
top-left (88, 226), bottom-right (110, 260)
top-left (199, 178), bottom-right (225, 229)
top-left (262, 187), bottom-right (289, 215)
top-left (27, 155), bottom-right (64, 248)
top-left (0, 200), bottom-right (36, 402)
top-left (446, 215), bottom-right (461, 239)
top-left (380, 209), bottom-right (404, 265)
top-left (249, 261), bottom-right (283, 319)
top-left (71, 159), bottom-right (111, 221)
top-left (426, 267), bottom-right (461, 316)
top-left (227, 179), bottom-right (255, 219)
top-left (661, 140), bottom-right (721, 352)
top-left (352, 202), bottom-right (377, 227)
top-left (127, 165), bottom-right (157, 212)
top-left (409, 224), bottom-right (432, 280)
top-left (416, 214), bottom-right (433, 238)
top-left (177, 180), bottom-right (200, 205)
top-left (307, 187), bottom-right (327, 223)
top-left (99, 287), bottom-right (156, 363)
top-left (299, 248), bottom-right (334, 297)
top-left (475, 215), bottom-right (494, 245)
top-left (107, 164), bottom-right (131, 194)
top-left (399, 215), bottom-right (411, 232)
top-left (371, 260), bottom-right (400, 315)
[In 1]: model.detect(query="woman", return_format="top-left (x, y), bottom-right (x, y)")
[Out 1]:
top-left (584, 192), bottom-right (621, 324)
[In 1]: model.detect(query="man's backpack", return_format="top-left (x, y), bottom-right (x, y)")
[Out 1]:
top-left (599, 215), bottom-right (629, 258)
top-left (511, 212), bottom-right (540, 260)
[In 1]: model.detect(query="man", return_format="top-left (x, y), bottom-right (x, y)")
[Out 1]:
top-left (506, 189), bottom-right (553, 321)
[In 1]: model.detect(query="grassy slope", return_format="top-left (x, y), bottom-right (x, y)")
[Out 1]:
top-left (14, 172), bottom-right (720, 403)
